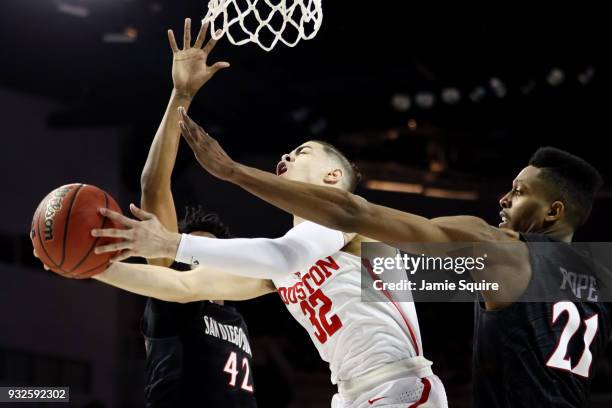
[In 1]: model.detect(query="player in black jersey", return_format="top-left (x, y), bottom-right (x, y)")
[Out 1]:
top-left (174, 113), bottom-right (612, 407)
top-left (138, 19), bottom-right (256, 407)
top-left (141, 211), bottom-right (257, 407)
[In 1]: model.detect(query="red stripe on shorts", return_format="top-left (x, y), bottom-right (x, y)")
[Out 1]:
top-left (408, 377), bottom-right (431, 408)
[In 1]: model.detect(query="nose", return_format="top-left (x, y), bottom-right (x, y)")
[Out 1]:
top-left (499, 192), bottom-right (510, 209)
top-left (282, 153), bottom-right (291, 162)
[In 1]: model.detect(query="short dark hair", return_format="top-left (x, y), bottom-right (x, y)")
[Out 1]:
top-left (529, 147), bottom-right (603, 228)
top-left (312, 140), bottom-right (362, 192)
top-left (178, 205), bottom-right (231, 238)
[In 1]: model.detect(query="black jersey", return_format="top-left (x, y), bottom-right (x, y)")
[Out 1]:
top-left (473, 233), bottom-right (612, 408)
top-left (142, 263), bottom-right (257, 407)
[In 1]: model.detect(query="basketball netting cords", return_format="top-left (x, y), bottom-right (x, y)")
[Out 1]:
top-left (362, 258), bottom-right (421, 356)
top-left (202, 0), bottom-right (323, 51)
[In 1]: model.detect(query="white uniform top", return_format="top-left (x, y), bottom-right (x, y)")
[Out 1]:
top-left (175, 220), bottom-right (424, 385)
top-left (273, 250), bottom-right (423, 384)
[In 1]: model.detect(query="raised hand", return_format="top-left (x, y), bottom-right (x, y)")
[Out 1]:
top-left (178, 107), bottom-right (238, 181)
top-left (168, 18), bottom-right (230, 98)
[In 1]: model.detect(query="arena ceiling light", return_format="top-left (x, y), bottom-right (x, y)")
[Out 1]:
top-left (578, 66), bottom-right (596, 85)
top-left (390, 94), bottom-right (412, 112)
top-left (469, 86), bottom-right (486, 102)
top-left (441, 88), bottom-right (461, 105)
top-left (489, 77), bottom-right (507, 98)
top-left (546, 68), bottom-right (565, 87)
top-left (56, 2), bottom-right (90, 18)
top-left (415, 92), bottom-right (435, 109)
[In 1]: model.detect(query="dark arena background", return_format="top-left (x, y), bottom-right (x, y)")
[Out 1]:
top-left (1, 1), bottom-right (611, 407)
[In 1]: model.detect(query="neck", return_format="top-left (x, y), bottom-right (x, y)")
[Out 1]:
top-left (293, 215), bottom-right (306, 227)
top-left (539, 223), bottom-right (574, 243)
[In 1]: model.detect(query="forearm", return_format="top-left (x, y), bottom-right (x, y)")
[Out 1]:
top-left (232, 164), bottom-right (363, 232)
top-left (230, 164), bottom-right (446, 242)
top-left (141, 90), bottom-right (193, 191)
top-left (94, 262), bottom-right (275, 302)
top-left (94, 262), bottom-right (192, 303)
top-left (175, 221), bottom-right (345, 279)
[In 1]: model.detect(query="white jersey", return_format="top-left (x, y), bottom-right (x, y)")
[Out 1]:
top-left (273, 250), bottom-right (424, 384)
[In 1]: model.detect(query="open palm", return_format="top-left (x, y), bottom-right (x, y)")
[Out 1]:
top-left (169, 18), bottom-right (230, 97)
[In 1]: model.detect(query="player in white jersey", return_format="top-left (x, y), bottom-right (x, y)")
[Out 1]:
top-left (274, 245), bottom-right (446, 407)
top-left (87, 109), bottom-right (447, 406)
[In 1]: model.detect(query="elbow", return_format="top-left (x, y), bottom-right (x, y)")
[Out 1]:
top-left (140, 172), bottom-right (169, 195)
top-left (140, 175), bottom-right (170, 201)
top-left (140, 173), bottom-right (155, 196)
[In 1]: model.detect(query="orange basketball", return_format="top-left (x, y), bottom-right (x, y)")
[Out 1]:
top-left (30, 184), bottom-right (124, 278)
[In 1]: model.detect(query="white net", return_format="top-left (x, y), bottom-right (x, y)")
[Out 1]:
top-left (202, 0), bottom-right (323, 52)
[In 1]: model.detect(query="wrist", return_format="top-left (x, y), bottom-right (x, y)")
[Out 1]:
top-left (229, 163), bottom-right (247, 183)
top-left (166, 232), bottom-right (182, 260)
top-left (172, 88), bottom-right (195, 101)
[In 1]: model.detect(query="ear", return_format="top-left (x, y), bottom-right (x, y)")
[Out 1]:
top-left (545, 201), bottom-right (565, 222)
top-left (323, 168), bottom-right (343, 186)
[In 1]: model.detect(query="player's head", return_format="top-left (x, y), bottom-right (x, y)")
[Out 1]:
top-left (499, 147), bottom-right (603, 234)
top-left (275, 140), bottom-right (361, 192)
top-left (178, 205), bottom-right (231, 238)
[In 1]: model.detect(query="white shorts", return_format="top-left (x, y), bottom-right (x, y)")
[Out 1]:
top-left (331, 375), bottom-right (448, 408)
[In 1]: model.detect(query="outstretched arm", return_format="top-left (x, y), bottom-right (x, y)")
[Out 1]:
top-left (92, 205), bottom-right (346, 280)
top-left (140, 18), bottom-right (229, 266)
top-left (94, 262), bottom-right (275, 302)
top-left (177, 110), bottom-right (504, 243)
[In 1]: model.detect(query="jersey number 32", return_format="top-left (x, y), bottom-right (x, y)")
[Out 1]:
top-left (300, 288), bottom-right (343, 344)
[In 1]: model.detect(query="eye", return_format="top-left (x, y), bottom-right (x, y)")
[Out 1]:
top-left (512, 188), bottom-right (522, 196)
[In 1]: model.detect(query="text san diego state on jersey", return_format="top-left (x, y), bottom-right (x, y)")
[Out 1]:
top-left (142, 265), bottom-right (257, 407)
top-left (473, 233), bottom-right (612, 408)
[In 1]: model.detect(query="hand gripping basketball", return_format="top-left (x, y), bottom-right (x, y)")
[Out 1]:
top-left (92, 204), bottom-right (182, 262)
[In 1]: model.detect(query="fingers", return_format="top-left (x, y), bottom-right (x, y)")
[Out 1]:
top-left (183, 18), bottom-right (191, 49)
top-left (179, 106), bottom-right (199, 130)
top-left (98, 207), bottom-right (138, 228)
top-left (91, 228), bottom-right (131, 239)
top-left (129, 203), bottom-right (155, 221)
top-left (168, 29), bottom-right (179, 53)
top-left (194, 21), bottom-right (209, 49)
top-left (32, 249), bottom-right (50, 270)
top-left (202, 29), bottom-right (223, 54)
top-left (210, 61), bottom-right (231, 74)
top-left (179, 123), bottom-right (194, 151)
top-left (94, 241), bottom-right (133, 255)
top-left (111, 250), bottom-right (134, 263)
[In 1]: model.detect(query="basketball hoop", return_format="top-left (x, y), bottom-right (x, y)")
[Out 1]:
top-left (202, 0), bottom-right (323, 52)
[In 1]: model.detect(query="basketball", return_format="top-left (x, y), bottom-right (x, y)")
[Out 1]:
top-left (30, 184), bottom-right (124, 278)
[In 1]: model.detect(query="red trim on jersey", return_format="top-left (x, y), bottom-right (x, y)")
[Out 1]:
top-left (362, 258), bottom-right (420, 356)
top-left (407, 378), bottom-right (431, 408)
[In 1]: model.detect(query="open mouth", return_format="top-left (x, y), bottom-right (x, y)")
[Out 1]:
top-left (499, 211), bottom-right (510, 227)
top-left (276, 161), bottom-right (288, 176)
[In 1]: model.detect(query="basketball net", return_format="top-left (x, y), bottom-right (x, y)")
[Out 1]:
top-left (202, 0), bottom-right (323, 52)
